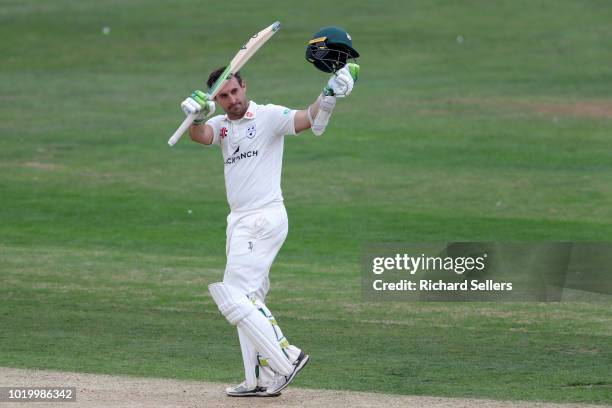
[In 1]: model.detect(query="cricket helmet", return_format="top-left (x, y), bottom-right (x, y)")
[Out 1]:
top-left (305, 26), bottom-right (359, 73)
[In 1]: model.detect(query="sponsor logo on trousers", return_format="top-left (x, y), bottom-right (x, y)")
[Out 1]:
top-left (225, 150), bottom-right (258, 165)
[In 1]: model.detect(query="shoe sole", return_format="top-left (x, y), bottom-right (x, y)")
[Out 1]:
top-left (266, 353), bottom-right (310, 395)
top-left (226, 390), bottom-right (281, 398)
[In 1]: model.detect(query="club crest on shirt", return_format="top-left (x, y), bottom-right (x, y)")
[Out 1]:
top-left (220, 127), bottom-right (228, 139)
top-left (246, 124), bottom-right (256, 139)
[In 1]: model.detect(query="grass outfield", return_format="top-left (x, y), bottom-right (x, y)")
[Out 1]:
top-left (1, 0), bottom-right (611, 404)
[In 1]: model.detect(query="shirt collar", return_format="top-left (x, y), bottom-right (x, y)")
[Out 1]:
top-left (223, 100), bottom-right (257, 122)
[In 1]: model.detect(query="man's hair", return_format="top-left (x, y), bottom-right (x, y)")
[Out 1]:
top-left (207, 67), bottom-right (243, 90)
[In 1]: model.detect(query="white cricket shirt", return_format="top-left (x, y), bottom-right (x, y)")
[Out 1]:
top-left (205, 101), bottom-right (297, 212)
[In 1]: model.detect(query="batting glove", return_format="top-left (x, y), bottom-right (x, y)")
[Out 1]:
top-left (323, 63), bottom-right (360, 97)
top-left (181, 90), bottom-right (215, 124)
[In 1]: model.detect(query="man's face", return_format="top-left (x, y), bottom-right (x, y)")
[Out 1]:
top-left (214, 77), bottom-right (248, 119)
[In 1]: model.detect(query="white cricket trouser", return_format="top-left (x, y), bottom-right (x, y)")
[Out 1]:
top-left (223, 203), bottom-right (288, 297)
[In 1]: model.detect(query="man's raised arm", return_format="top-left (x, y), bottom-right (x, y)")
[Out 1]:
top-left (294, 63), bottom-right (360, 135)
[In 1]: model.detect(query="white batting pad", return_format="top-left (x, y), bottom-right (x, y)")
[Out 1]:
top-left (209, 282), bottom-right (293, 376)
top-left (209, 282), bottom-right (254, 325)
top-left (237, 327), bottom-right (258, 389)
top-left (252, 298), bottom-right (302, 363)
top-left (239, 313), bottom-right (293, 376)
top-left (257, 362), bottom-right (277, 388)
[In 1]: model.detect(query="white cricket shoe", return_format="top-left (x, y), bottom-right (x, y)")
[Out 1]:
top-left (265, 352), bottom-right (310, 395)
top-left (225, 381), bottom-right (279, 397)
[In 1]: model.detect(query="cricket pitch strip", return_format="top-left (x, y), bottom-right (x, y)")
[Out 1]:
top-left (0, 367), bottom-right (599, 408)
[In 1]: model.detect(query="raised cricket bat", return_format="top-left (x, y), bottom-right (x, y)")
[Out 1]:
top-left (168, 21), bottom-right (281, 146)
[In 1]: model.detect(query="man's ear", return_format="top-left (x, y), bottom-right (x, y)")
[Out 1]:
top-left (241, 80), bottom-right (247, 90)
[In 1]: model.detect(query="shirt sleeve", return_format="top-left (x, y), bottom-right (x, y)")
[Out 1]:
top-left (267, 104), bottom-right (297, 137)
top-left (204, 116), bottom-right (221, 146)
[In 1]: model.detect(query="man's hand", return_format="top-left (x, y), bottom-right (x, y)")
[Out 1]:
top-left (323, 63), bottom-right (360, 97)
top-left (181, 90), bottom-right (216, 124)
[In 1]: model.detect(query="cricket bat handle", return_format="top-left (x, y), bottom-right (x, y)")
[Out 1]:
top-left (168, 113), bottom-right (197, 146)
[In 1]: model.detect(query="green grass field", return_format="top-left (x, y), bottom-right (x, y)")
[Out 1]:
top-left (1, 0), bottom-right (611, 404)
